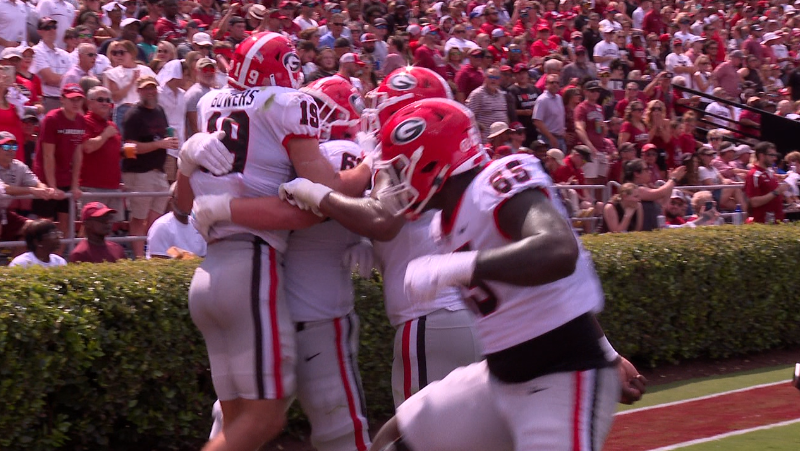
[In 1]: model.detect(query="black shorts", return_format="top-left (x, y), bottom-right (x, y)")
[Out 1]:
top-left (32, 186), bottom-right (71, 218)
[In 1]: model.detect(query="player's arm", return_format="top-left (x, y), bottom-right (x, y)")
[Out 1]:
top-left (229, 197), bottom-right (323, 230)
top-left (471, 188), bottom-right (579, 286)
top-left (316, 170), bottom-right (406, 241)
top-left (288, 138), bottom-right (372, 197)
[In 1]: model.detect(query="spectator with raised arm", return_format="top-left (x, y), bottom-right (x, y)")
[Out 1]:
top-left (623, 158), bottom-right (686, 231)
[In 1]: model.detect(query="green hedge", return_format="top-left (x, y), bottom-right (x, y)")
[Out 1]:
top-left (2, 224), bottom-right (800, 449)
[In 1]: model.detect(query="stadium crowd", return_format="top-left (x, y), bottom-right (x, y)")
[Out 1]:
top-left (1, 0), bottom-right (799, 264)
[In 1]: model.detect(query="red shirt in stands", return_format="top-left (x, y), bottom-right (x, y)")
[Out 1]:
top-left (627, 43), bottom-right (648, 72)
top-left (414, 45), bottom-right (447, 78)
top-left (16, 73), bottom-right (42, 106)
top-left (155, 17), bottom-right (188, 41)
top-left (81, 111), bottom-right (122, 189)
top-left (574, 100), bottom-right (606, 151)
top-left (529, 38), bottom-right (559, 57)
top-left (33, 109), bottom-right (86, 187)
top-left (738, 109), bottom-right (761, 139)
top-left (619, 121), bottom-right (649, 151)
top-left (553, 155), bottom-right (586, 185)
top-left (745, 163), bottom-right (784, 223)
top-left (455, 63), bottom-right (485, 99)
top-left (0, 105), bottom-right (24, 161)
top-left (190, 6), bottom-right (217, 28)
top-left (642, 10), bottom-right (665, 35)
top-left (487, 44), bottom-right (506, 64)
top-left (479, 21), bottom-right (500, 35)
top-left (69, 240), bottom-right (126, 263)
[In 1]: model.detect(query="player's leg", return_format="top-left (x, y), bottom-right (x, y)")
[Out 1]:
top-left (391, 309), bottom-right (481, 407)
top-left (391, 361), bottom-right (514, 451)
top-left (296, 311), bottom-right (371, 451)
top-left (190, 238), bottom-right (296, 451)
top-left (490, 366), bottom-right (620, 451)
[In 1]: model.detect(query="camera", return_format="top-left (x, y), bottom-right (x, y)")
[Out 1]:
top-left (705, 200), bottom-right (714, 211)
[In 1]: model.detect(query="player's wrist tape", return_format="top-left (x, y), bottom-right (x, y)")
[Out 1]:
top-left (599, 335), bottom-right (619, 362)
top-left (436, 250), bottom-right (479, 287)
top-left (178, 157), bottom-right (197, 177)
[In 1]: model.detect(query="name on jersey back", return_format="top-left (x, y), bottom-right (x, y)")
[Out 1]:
top-left (210, 89), bottom-right (258, 109)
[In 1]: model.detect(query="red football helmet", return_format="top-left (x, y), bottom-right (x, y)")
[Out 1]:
top-left (301, 76), bottom-right (365, 141)
top-left (362, 66), bottom-right (453, 134)
top-left (228, 32), bottom-right (303, 90)
top-left (377, 98), bottom-right (487, 220)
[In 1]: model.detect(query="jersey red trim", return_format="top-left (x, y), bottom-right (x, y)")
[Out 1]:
top-left (572, 370), bottom-right (583, 451)
top-left (281, 133), bottom-right (319, 155)
top-left (402, 320), bottom-right (413, 400)
top-left (334, 318), bottom-right (368, 451)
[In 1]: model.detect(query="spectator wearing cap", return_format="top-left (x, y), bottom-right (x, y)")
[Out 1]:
top-left (486, 121), bottom-right (511, 153)
top-left (294, 0), bottom-right (320, 31)
top-left (0, 0), bottom-right (28, 53)
top-left (8, 47), bottom-right (43, 118)
top-left (733, 143), bottom-right (754, 171)
top-left (711, 139), bottom-right (748, 181)
top-left (561, 45), bottom-right (597, 86)
top-left (553, 145), bottom-right (595, 208)
top-left (155, 59), bottom-right (186, 182)
top-left (663, 189), bottom-right (689, 225)
top-left (185, 58), bottom-right (216, 136)
top-left (623, 158), bottom-right (686, 230)
top-left (467, 67), bottom-right (511, 143)
top-left (32, 18), bottom-right (73, 113)
top-left (190, 0), bottom-right (220, 31)
top-left (541, 147), bottom-right (565, 175)
top-left (641, 143), bottom-right (664, 185)
top-left (36, 0), bottom-right (75, 50)
top-left (0, 131), bottom-right (53, 238)
top-left (61, 43), bottom-right (98, 90)
top-left (190, 32), bottom-right (215, 60)
top-left (625, 32), bottom-right (648, 72)
top-left (697, 142), bottom-right (746, 211)
top-left (226, 16), bottom-right (249, 47)
top-left (507, 121), bottom-right (527, 152)
top-left (414, 26), bottom-right (448, 79)
top-left (337, 52), bottom-right (365, 91)
top-left (320, 13), bottom-right (347, 49)
top-left (478, 5), bottom-right (501, 35)
top-left (104, 40), bottom-right (158, 129)
top-left (454, 47), bottom-right (488, 102)
top-left (487, 28), bottom-right (509, 63)
top-left (674, 14), bottom-right (698, 45)
top-left (742, 24), bottom-right (764, 60)
top-left (530, 25), bottom-right (558, 58)
top-left (121, 75), bottom-right (176, 258)
top-left (599, 5), bottom-right (622, 32)
top-left (507, 63), bottom-right (539, 146)
top-left (333, 37), bottom-right (353, 60)
top-left (146, 183), bottom-right (206, 259)
top-left (32, 83), bottom-right (86, 236)
top-left (532, 73), bottom-right (566, 150)
top-left (745, 141), bottom-right (787, 223)
top-left (444, 23), bottom-right (479, 55)
top-left (593, 25), bottom-right (619, 70)
top-left (574, 80), bottom-right (606, 162)
top-left (385, 0), bottom-right (409, 37)
top-left (70, 202), bottom-right (126, 263)
top-left (80, 86), bottom-right (123, 218)
top-left (711, 50), bottom-right (744, 99)
top-left (665, 39), bottom-right (696, 83)
top-left (642, 0), bottom-right (665, 36)
top-left (246, 4), bottom-right (267, 32)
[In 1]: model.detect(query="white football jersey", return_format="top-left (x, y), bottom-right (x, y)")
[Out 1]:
top-left (190, 85), bottom-right (320, 252)
top-left (430, 154), bottom-right (604, 354)
top-left (374, 210), bottom-right (467, 328)
top-left (284, 140), bottom-right (364, 322)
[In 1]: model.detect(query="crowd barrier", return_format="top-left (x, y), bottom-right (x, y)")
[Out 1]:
top-left (0, 190), bottom-right (171, 253)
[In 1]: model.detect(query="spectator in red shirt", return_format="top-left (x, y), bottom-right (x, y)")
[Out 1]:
top-left (607, 142), bottom-right (638, 185)
top-left (642, 0), bottom-right (665, 36)
top-left (155, 0), bottom-right (187, 42)
top-left (615, 82), bottom-right (642, 118)
top-left (618, 100), bottom-right (649, 152)
top-left (742, 25), bottom-right (764, 60)
top-left (530, 25), bottom-right (559, 58)
top-left (627, 32), bottom-right (648, 72)
top-left (81, 86), bottom-right (124, 219)
top-left (745, 141), bottom-right (787, 223)
top-left (69, 202), bottom-right (126, 263)
top-left (32, 84), bottom-right (87, 237)
top-left (738, 96), bottom-right (762, 140)
top-left (478, 6), bottom-right (501, 35)
top-left (190, 0), bottom-right (219, 29)
top-left (574, 80), bottom-right (606, 159)
top-left (553, 144), bottom-right (594, 206)
top-left (487, 28), bottom-right (509, 64)
top-left (414, 26), bottom-right (448, 79)
top-left (455, 47), bottom-right (489, 102)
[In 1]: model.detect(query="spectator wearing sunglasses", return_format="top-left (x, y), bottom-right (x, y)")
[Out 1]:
top-left (413, 26), bottom-right (448, 79)
top-left (0, 0), bottom-right (28, 53)
top-left (467, 67), bottom-right (511, 143)
top-left (320, 14), bottom-right (347, 49)
top-left (69, 26), bottom-right (112, 77)
top-left (61, 43), bottom-right (99, 90)
top-left (454, 47), bottom-right (488, 102)
top-left (32, 18), bottom-right (73, 113)
top-left (79, 86), bottom-right (123, 220)
top-left (185, 58), bottom-right (217, 136)
top-left (36, 0), bottom-right (76, 50)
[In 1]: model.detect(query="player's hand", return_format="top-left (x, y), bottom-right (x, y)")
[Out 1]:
top-left (191, 193), bottom-right (232, 240)
top-left (178, 131), bottom-right (233, 177)
top-left (342, 239), bottom-right (375, 278)
top-left (618, 356), bottom-right (647, 405)
top-left (357, 132), bottom-right (381, 170)
top-left (404, 251), bottom-right (479, 302)
top-left (278, 178), bottom-right (332, 216)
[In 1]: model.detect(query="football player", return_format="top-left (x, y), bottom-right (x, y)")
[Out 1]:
top-left (279, 98), bottom-right (646, 451)
top-left (175, 32), bottom-right (372, 451)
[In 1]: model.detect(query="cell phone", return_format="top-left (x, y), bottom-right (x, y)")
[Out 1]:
top-left (705, 200), bottom-right (714, 211)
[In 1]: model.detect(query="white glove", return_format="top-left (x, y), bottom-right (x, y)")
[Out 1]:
top-left (404, 251), bottom-right (479, 302)
top-left (178, 131), bottom-right (233, 177)
top-left (191, 193), bottom-right (232, 240)
top-left (278, 178), bottom-right (333, 216)
top-left (356, 132), bottom-right (381, 171)
top-left (342, 239), bottom-right (375, 278)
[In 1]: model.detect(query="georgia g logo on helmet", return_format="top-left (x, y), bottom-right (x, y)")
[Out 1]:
top-left (388, 72), bottom-right (418, 91)
top-left (283, 52), bottom-right (301, 73)
top-left (391, 118), bottom-right (426, 145)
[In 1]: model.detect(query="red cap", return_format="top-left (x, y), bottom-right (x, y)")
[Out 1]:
top-left (537, 24), bottom-right (551, 32)
top-left (269, 10), bottom-right (283, 19)
top-left (279, 0), bottom-right (294, 7)
top-left (512, 62), bottom-right (528, 72)
top-left (81, 202), bottom-right (117, 221)
top-left (659, 33), bottom-right (671, 42)
top-left (494, 145), bottom-right (513, 157)
top-left (0, 131), bottom-right (16, 145)
top-left (61, 83), bottom-right (85, 99)
top-left (554, 21), bottom-right (565, 27)
top-left (780, 87), bottom-right (790, 95)
top-left (509, 121), bottom-right (525, 130)
top-left (340, 52), bottom-right (366, 66)
top-left (500, 64), bottom-right (513, 72)
top-left (673, 38), bottom-right (683, 46)
top-left (642, 143), bottom-right (658, 153)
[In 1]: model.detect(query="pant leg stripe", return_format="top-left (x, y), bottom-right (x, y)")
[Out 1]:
top-left (334, 317), bottom-right (368, 451)
top-left (346, 313), bottom-right (369, 421)
top-left (416, 315), bottom-right (428, 389)
top-left (572, 370), bottom-right (584, 451)
top-left (267, 245), bottom-right (283, 399)
top-left (250, 240), bottom-right (265, 399)
top-left (401, 320), bottom-right (414, 400)
top-left (590, 369), bottom-right (600, 451)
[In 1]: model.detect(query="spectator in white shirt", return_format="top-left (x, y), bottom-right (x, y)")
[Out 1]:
top-left (0, 0), bottom-right (29, 52)
top-left (146, 184), bottom-right (206, 259)
top-left (665, 38), bottom-right (695, 87)
top-left (294, 0), bottom-right (320, 30)
top-left (593, 25), bottom-right (620, 70)
top-left (673, 15), bottom-right (698, 45)
top-left (35, 0), bottom-right (76, 49)
top-left (632, 0), bottom-right (649, 30)
top-left (61, 43), bottom-right (97, 89)
top-left (155, 59), bottom-right (186, 183)
top-left (69, 25), bottom-right (111, 77)
top-left (9, 219), bottom-right (67, 268)
top-left (31, 17), bottom-right (72, 112)
top-left (704, 92), bottom-right (737, 129)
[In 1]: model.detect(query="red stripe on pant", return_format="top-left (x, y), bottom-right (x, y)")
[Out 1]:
top-left (334, 318), bottom-right (368, 451)
top-left (573, 371), bottom-right (583, 451)
top-left (402, 320), bottom-right (413, 400)
top-left (268, 246), bottom-right (284, 399)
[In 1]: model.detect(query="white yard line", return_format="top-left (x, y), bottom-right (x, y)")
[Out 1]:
top-left (644, 418), bottom-right (800, 451)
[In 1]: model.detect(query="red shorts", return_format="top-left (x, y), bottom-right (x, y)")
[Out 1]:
top-left (1, 210), bottom-right (29, 241)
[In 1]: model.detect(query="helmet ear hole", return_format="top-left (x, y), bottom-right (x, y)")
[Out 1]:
top-left (420, 161), bottom-right (438, 173)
